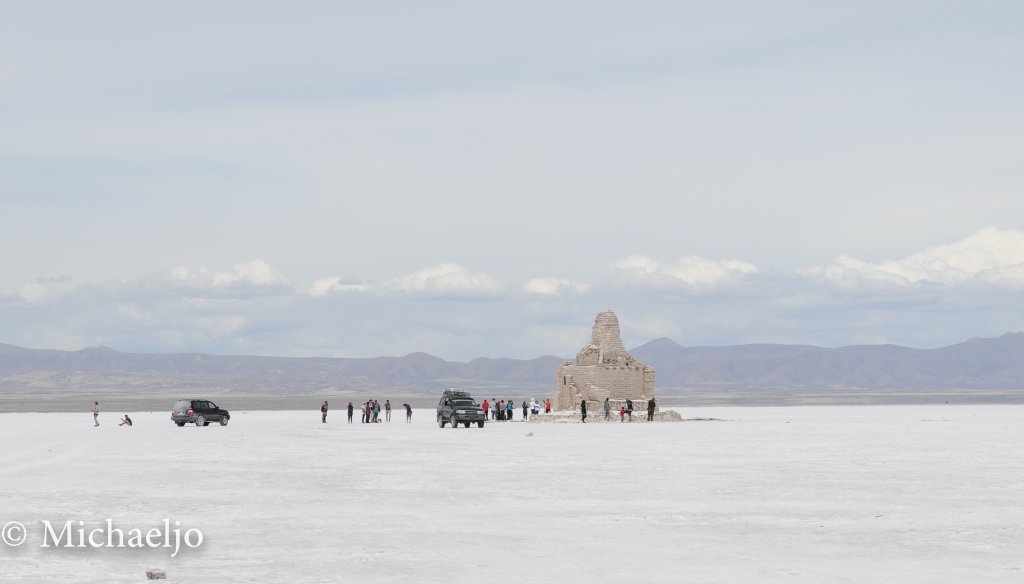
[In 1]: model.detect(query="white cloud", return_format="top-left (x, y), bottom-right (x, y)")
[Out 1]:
top-left (608, 254), bottom-right (758, 293)
top-left (309, 264), bottom-right (505, 298)
top-left (522, 278), bottom-right (590, 296)
top-left (169, 259), bottom-right (290, 291)
top-left (309, 276), bottom-right (370, 298)
top-left (4, 231), bottom-right (1024, 360)
top-left (115, 304), bottom-right (157, 326)
top-left (803, 227), bottom-right (1024, 291)
top-left (2, 260), bottom-right (293, 308)
top-left (384, 263), bottom-right (504, 298)
top-left (1, 276), bottom-right (75, 304)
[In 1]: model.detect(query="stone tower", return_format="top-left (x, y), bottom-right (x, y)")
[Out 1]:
top-left (554, 310), bottom-right (656, 411)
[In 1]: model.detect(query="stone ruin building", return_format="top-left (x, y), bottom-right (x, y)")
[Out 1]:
top-left (555, 310), bottom-right (657, 412)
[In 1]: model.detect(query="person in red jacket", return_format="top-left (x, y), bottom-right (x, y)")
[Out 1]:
top-left (482, 399), bottom-right (490, 419)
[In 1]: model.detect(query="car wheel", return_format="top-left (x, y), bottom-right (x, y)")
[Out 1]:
top-left (450, 418), bottom-right (459, 429)
top-left (219, 417), bottom-right (229, 426)
top-left (195, 415), bottom-right (206, 427)
top-left (477, 421), bottom-right (485, 428)
top-left (437, 415), bottom-right (445, 428)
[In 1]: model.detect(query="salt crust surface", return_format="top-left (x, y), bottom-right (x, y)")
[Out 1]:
top-left (1, 405), bottom-right (1022, 583)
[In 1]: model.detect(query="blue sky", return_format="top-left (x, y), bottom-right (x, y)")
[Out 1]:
top-left (2, 1), bottom-right (1023, 359)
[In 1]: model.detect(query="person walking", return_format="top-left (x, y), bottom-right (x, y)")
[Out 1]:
top-left (580, 399), bottom-right (587, 423)
top-left (321, 401), bottom-right (329, 423)
top-left (403, 403), bottom-right (412, 422)
top-left (91, 401), bottom-right (100, 427)
top-left (604, 397), bottom-right (611, 421)
top-left (347, 402), bottom-right (354, 423)
top-left (647, 397), bottom-right (656, 422)
top-left (385, 400), bottom-right (392, 422)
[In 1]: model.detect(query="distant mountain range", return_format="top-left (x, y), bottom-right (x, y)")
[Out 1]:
top-left (1, 333), bottom-right (1023, 396)
top-left (632, 333), bottom-right (1024, 390)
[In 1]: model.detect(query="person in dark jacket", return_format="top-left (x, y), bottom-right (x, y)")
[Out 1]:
top-left (347, 402), bottom-right (354, 423)
top-left (321, 401), bottom-right (329, 423)
top-left (626, 398), bottom-right (634, 422)
top-left (580, 399), bottom-right (587, 423)
top-left (647, 397), bottom-right (656, 421)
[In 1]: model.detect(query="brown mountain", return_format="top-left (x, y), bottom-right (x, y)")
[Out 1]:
top-left (1, 332), bottom-right (1023, 396)
top-left (630, 332), bottom-right (1024, 389)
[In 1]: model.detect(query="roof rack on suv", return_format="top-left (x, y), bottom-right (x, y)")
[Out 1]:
top-left (442, 388), bottom-right (473, 398)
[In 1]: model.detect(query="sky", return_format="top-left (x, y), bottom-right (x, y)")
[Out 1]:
top-left (1, 1), bottom-right (1023, 360)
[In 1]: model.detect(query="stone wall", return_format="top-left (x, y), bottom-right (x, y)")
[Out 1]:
top-left (554, 310), bottom-right (656, 411)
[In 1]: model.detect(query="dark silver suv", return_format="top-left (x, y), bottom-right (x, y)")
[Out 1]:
top-left (171, 399), bottom-right (230, 427)
top-left (436, 389), bottom-right (486, 428)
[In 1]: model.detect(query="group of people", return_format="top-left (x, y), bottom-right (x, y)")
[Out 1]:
top-left (321, 400), bottom-right (413, 424)
top-left (91, 395), bottom-right (658, 427)
top-left (91, 395), bottom-right (659, 427)
top-left (581, 397), bottom-right (657, 422)
top-left (481, 398), bottom-right (551, 422)
top-left (89, 401), bottom-right (133, 427)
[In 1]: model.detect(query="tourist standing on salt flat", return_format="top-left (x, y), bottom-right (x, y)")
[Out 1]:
top-left (580, 399), bottom-right (587, 423)
top-left (385, 400), bottom-right (392, 422)
top-left (482, 399), bottom-right (490, 420)
top-left (647, 397), bottom-right (656, 421)
top-left (604, 398), bottom-right (611, 421)
top-left (91, 401), bottom-right (100, 427)
top-left (321, 401), bottom-right (328, 423)
top-left (347, 402), bottom-right (354, 423)
top-left (403, 403), bottom-right (412, 422)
